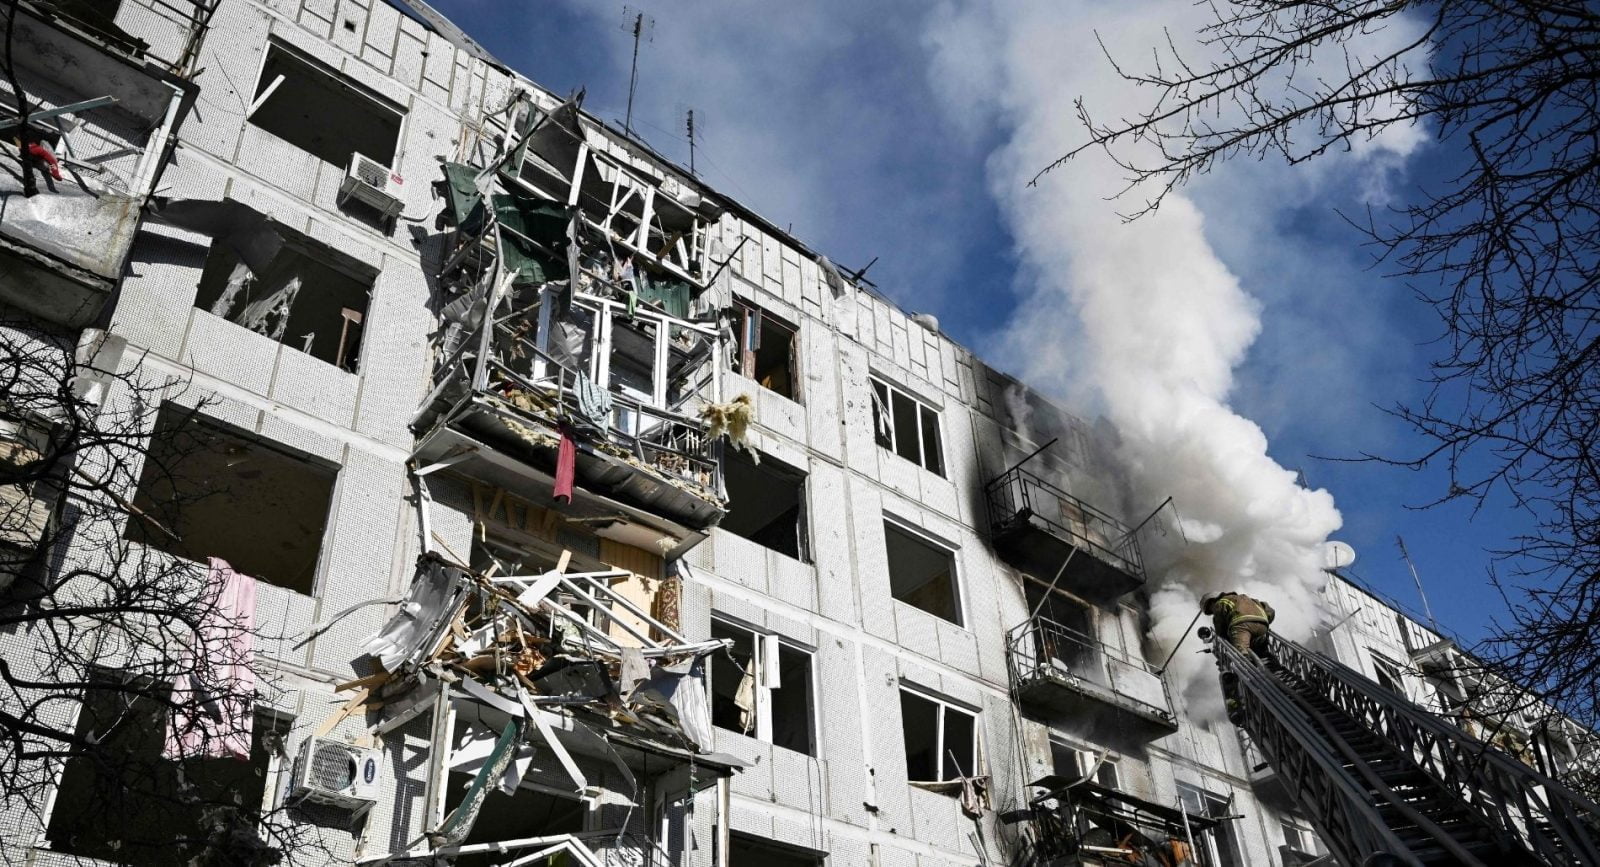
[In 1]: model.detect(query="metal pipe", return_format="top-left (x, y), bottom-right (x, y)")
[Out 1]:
top-left (997, 436), bottom-right (1058, 481)
top-left (1156, 608), bottom-right (1206, 675)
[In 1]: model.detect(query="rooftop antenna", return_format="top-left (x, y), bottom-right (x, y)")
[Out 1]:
top-left (1396, 535), bottom-right (1440, 632)
top-left (685, 107), bottom-right (697, 176)
top-left (621, 6), bottom-right (654, 137)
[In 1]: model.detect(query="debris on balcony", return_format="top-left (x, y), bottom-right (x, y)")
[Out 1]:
top-left (359, 549), bottom-right (739, 848)
top-left (413, 89), bottom-right (737, 540)
top-left (1004, 775), bottom-right (1219, 867)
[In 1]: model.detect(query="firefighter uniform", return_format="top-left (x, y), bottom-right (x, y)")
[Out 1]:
top-left (1203, 592), bottom-right (1275, 658)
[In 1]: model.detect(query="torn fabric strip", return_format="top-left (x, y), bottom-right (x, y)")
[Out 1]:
top-left (163, 558), bottom-right (256, 761)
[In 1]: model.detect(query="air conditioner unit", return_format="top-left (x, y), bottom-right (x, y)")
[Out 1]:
top-left (290, 737), bottom-right (381, 811)
top-left (338, 152), bottom-right (404, 219)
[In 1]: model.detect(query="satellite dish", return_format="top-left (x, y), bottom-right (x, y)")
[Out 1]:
top-left (1323, 540), bottom-right (1357, 571)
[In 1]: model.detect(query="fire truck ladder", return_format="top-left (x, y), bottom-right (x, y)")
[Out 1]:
top-left (1213, 632), bottom-right (1600, 867)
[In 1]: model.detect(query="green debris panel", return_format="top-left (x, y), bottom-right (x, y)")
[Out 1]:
top-left (636, 272), bottom-right (691, 318)
top-left (438, 162), bottom-right (572, 284)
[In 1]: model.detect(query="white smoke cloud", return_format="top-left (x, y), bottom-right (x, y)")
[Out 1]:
top-left (925, 1), bottom-right (1424, 713)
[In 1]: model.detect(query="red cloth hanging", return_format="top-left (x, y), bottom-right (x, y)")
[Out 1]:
top-left (553, 426), bottom-right (576, 503)
top-left (26, 142), bottom-right (61, 181)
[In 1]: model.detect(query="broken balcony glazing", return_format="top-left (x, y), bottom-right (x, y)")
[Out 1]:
top-left (986, 466), bottom-right (1146, 602)
top-left (1004, 776), bottom-right (1220, 867)
top-left (1005, 615), bottom-right (1178, 735)
top-left (413, 93), bottom-right (728, 551)
top-left (0, 0), bottom-right (205, 327)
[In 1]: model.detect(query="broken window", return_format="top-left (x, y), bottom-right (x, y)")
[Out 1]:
top-left (884, 520), bottom-right (961, 625)
top-left (1370, 652), bottom-right (1406, 696)
top-left (1178, 783), bottom-right (1243, 867)
top-left (192, 225), bottom-right (375, 372)
top-left (441, 769), bottom-right (586, 867)
top-left (900, 687), bottom-right (977, 783)
top-left (709, 618), bottom-right (814, 755)
top-left (126, 406), bottom-right (336, 595)
top-left (732, 301), bottom-right (798, 400)
top-left (1050, 738), bottom-right (1082, 780)
top-left (45, 686), bottom-right (286, 865)
top-left (720, 449), bottom-right (808, 562)
top-left (729, 833), bottom-right (825, 867)
top-left (248, 42), bottom-right (404, 168)
top-left (870, 377), bottom-right (942, 476)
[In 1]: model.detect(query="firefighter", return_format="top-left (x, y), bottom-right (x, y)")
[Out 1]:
top-left (1201, 591), bottom-right (1275, 658)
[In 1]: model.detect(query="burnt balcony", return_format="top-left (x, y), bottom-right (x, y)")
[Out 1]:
top-left (1006, 615), bottom-right (1177, 736)
top-left (0, 0), bottom-right (203, 327)
top-left (1002, 777), bottom-right (1219, 867)
top-left (986, 467), bottom-right (1145, 603)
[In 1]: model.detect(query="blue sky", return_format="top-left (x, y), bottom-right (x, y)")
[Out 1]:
top-left (428, 0), bottom-right (1530, 647)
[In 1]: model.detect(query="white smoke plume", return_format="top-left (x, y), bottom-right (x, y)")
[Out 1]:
top-left (924, 1), bottom-right (1420, 716)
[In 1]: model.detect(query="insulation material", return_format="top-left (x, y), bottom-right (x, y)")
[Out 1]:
top-left (699, 393), bottom-right (755, 459)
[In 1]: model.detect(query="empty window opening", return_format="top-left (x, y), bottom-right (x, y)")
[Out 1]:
top-left (870, 377), bottom-right (942, 475)
top-left (885, 521), bottom-right (961, 625)
top-left (1177, 783), bottom-right (1244, 867)
top-left (709, 619), bottom-right (815, 756)
top-left (193, 227), bottom-right (375, 372)
top-left (1050, 739), bottom-right (1082, 780)
top-left (720, 449), bottom-right (808, 561)
top-left (441, 777), bottom-right (585, 867)
top-left (126, 406), bottom-right (335, 594)
top-left (733, 302), bottom-right (798, 400)
top-left (1025, 579), bottom-right (1096, 674)
top-left (900, 688), bottom-right (977, 784)
top-left (729, 833), bottom-right (824, 867)
top-left (248, 42), bottom-right (403, 167)
top-left (45, 686), bottom-right (286, 865)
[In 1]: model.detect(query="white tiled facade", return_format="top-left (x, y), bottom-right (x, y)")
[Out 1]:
top-left (2, 2), bottom-right (1577, 866)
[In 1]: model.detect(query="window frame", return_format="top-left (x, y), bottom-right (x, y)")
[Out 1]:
top-left (1176, 782), bottom-right (1244, 867)
top-left (718, 447), bottom-right (811, 563)
top-left (708, 616), bottom-right (817, 756)
top-left (732, 299), bottom-right (801, 402)
top-left (899, 684), bottom-right (980, 784)
top-left (869, 376), bottom-right (944, 476)
top-left (245, 38), bottom-right (407, 169)
top-left (883, 517), bottom-right (964, 627)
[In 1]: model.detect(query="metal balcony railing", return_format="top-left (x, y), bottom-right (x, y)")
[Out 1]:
top-left (421, 312), bottom-right (719, 499)
top-left (1005, 615), bottom-right (1176, 729)
top-left (985, 465), bottom-right (1144, 580)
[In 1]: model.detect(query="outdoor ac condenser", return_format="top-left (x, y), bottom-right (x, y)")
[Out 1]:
top-left (338, 152), bottom-right (405, 219)
top-left (290, 737), bottom-right (382, 811)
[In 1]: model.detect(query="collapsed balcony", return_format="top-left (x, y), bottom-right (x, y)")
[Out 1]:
top-left (1006, 615), bottom-right (1178, 735)
top-left (1003, 776), bottom-right (1219, 867)
top-left (414, 94), bottom-right (731, 556)
top-left (359, 552), bottom-right (743, 862)
top-left (986, 466), bottom-right (1145, 602)
top-left (0, 0), bottom-right (205, 327)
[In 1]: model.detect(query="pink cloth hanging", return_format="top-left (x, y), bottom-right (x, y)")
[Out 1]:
top-left (163, 557), bottom-right (257, 761)
top-left (553, 426), bottom-right (576, 504)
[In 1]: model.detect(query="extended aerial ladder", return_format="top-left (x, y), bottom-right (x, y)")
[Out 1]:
top-left (1211, 630), bottom-right (1600, 866)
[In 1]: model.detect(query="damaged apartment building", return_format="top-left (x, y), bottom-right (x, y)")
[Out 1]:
top-left (3, 1), bottom-right (1598, 866)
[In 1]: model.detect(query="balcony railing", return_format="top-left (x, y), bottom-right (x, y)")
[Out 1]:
top-left (1006, 615), bottom-right (1177, 733)
top-left (986, 466), bottom-right (1145, 600)
top-left (0, 1), bottom-right (205, 325)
